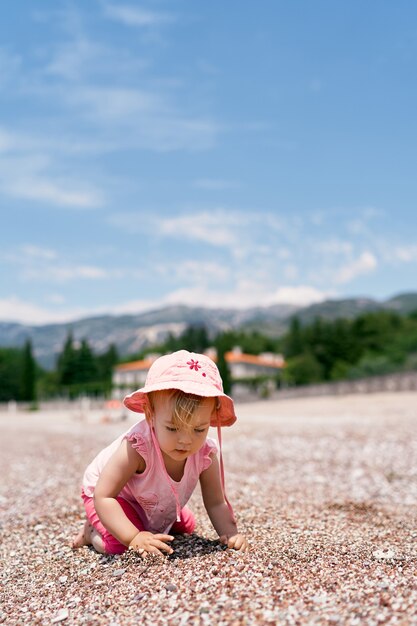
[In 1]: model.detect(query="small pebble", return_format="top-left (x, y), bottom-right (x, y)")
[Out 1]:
top-left (199, 606), bottom-right (210, 614)
top-left (111, 568), bottom-right (126, 578)
top-left (372, 549), bottom-right (395, 560)
top-left (2, 395), bottom-right (416, 626)
top-left (51, 608), bottom-right (69, 623)
top-left (133, 593), bottom-right (147, 602)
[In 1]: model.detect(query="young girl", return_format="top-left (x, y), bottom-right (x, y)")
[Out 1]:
top-left (72, 349), bottom-right (248, 556)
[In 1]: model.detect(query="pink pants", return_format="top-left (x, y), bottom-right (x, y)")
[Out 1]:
top-left (82, 492), bottom-right (195, 555)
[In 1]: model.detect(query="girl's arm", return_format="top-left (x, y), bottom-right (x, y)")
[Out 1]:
top-left (199, 453), bottom-right (249, 552)
top-left (93, 439), bottom-right (173, 554)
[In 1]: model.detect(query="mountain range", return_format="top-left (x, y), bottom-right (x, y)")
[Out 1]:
top-left (0, 292), bottom-right (416, 369)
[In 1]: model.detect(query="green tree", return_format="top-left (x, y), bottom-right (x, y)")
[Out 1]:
top-left (0, 348), bottom-right (23, 401)
top-left (21, 339), bottom-right (37, 402)
top-left (74, 339), bottom-right (99, 385)
top-left (351, 311), bottom-right (404, 354)
top-left (56, 333), bottom-right (103, 396)
top-left (179, 324), bottom-right (210, 353)
top-left (283, 351), bottom-right (323, 386)
top-left (97, 343), bottom-right (119, 383)
top-left (330, 359), bottom-right (351, 381)
top-left (37, 369), bottom-right (59, 399)
top-left (216, 342), bottom-right (232, 395)
top-left (57, 332), bottom-right (77, 386)
top-left (347, 353), bottom-right (397, 379)
top-left (164, 332), bottom-right (180, 353)
top-left (284, 317), bottom-right (303, 358)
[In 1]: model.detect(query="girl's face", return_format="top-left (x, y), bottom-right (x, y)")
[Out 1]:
top-left (151, 394), bottom-right (215, 462)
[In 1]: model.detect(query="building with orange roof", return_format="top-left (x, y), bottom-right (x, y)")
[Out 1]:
top-left (225, 347), bottom-right (285, 379)
top-left (112, 354), bottom-right (159, 395)
top-left (112, 347), bottom-right (285, 399)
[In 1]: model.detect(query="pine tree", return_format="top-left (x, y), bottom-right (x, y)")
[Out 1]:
top-left (98, 344), bottom-right (119, 382)
top-left (75, 339), bottom-right (99, 384)
top-left (180, 324), bottom-right (210, 353)
top-left (21, 339), bottom-right (36, 402)
top-left (0, 348), bottom-right (23, 401)
top-left (284, 317), bottom-right (303, 358)
top-left (216, 343), bottom-right (232, 395)
top-left (57, 331), bottom-right (77, 386)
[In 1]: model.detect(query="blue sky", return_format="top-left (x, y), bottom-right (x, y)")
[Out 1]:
top-left (1, 1), bottom-right (417, 325)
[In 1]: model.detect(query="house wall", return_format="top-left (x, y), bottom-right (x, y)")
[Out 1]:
top-left (113, 370), bottom-right (148, 387)
top-left (113, 356), bottom-right (283, 400)
top-left (229, 363), bottom-right (281, 378)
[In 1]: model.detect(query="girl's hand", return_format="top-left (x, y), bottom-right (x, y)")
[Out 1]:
top-left (219, 533), bottom-right (249, 552)
top-left (128, 531), bottom-right (174, 557)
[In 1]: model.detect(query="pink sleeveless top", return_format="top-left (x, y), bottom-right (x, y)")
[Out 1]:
top-left (82, 419), bottom-right (218, 534)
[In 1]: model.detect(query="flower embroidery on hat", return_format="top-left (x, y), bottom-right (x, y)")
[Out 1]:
top-left (187, 359), bottom-right (201, 371)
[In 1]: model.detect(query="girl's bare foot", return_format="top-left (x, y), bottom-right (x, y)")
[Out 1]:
top-left (71, 520), bottom-right (93, 549)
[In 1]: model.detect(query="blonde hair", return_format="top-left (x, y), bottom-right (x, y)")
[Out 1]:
top-left (146, 389), bottom-right (215, 432)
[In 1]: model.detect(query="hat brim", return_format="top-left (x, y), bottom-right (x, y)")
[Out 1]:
top-left (123, 381), bottom-right (237, 427)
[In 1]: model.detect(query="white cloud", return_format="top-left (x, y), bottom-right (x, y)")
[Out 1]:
top-left (109, 298), bottom-right (163, 316)
top-left (0, 294), bottom-right (160, 325)
top-left (346, 206), bottom-right (383, 234)
top-left (0, 132), bottom-right (105, 209)
top-left (388, 245), bottom-right (417, 263)
top-left (2, 15), bottom-right (220, 163)
top-left (46, 294), bottom-right (66, 305)
top-left (157, 211), bottom-right (243, 247)
top-left (363, 206), bottom-right (384, 219)
top-left (46, 39), bottom-right (149, 83)
top-left (267, 286), bottom-right (331, 306)
top-left (0, 125), bottom-right (113, 158)
top-left (67, 86), bottom-right (158, 119)
top-left (162, 283), bottom-right (330, 310)
top-left (69, 266), bottom-right (109, 279)
top-left (0, 296), bottom-right (86, 325)
top-left (334, 251), bottom-right (378, 284)
top-left (3, 246), bottom-right (54, 267)
top-left (309, 211), bottom-right (326, 226)
top-left (145, 209), bottom-right (287, 248)
top-left (60, 85), bottom-right (219, 152)
top-left (21, 265), bottom-right (112, 282)
top-left (4, 243), bottom-right (126, 286)
top-left (102, 3), bottom-right (173, 27)
top-left (315, 238), bottom-right (353, 256)
top-left (20, 245), bottom-right (57, 260)
top-left (46, 37), bottom-right (101, 81)
top-left (0, 129), bottom-right (13, 152)
top-left (5, 176), bottom-right (103, 209)
top-left (108, 209), bottom-right (299, 272)
top-left (157, 260), bottom-right (230, 284)
top-left (0, 280), bottom-right (333, 325)
top-left (162, 286), bottom-right (256, 309)
top-left (346, 219), bottom-right (368, 235)
top-left (0, 129), bottom-right (54, 155)
top-left (109, 209), bottom-right (248, 247)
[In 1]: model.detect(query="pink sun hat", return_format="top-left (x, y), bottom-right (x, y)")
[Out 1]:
top-left (123, 349), bottom-right (237, 427)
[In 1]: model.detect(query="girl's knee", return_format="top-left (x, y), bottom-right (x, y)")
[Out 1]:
top-left (90, 528), bottom-right (107, 554)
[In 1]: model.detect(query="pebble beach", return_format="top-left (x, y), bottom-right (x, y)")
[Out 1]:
top-left (1, 392), bottom-right (416, 625)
